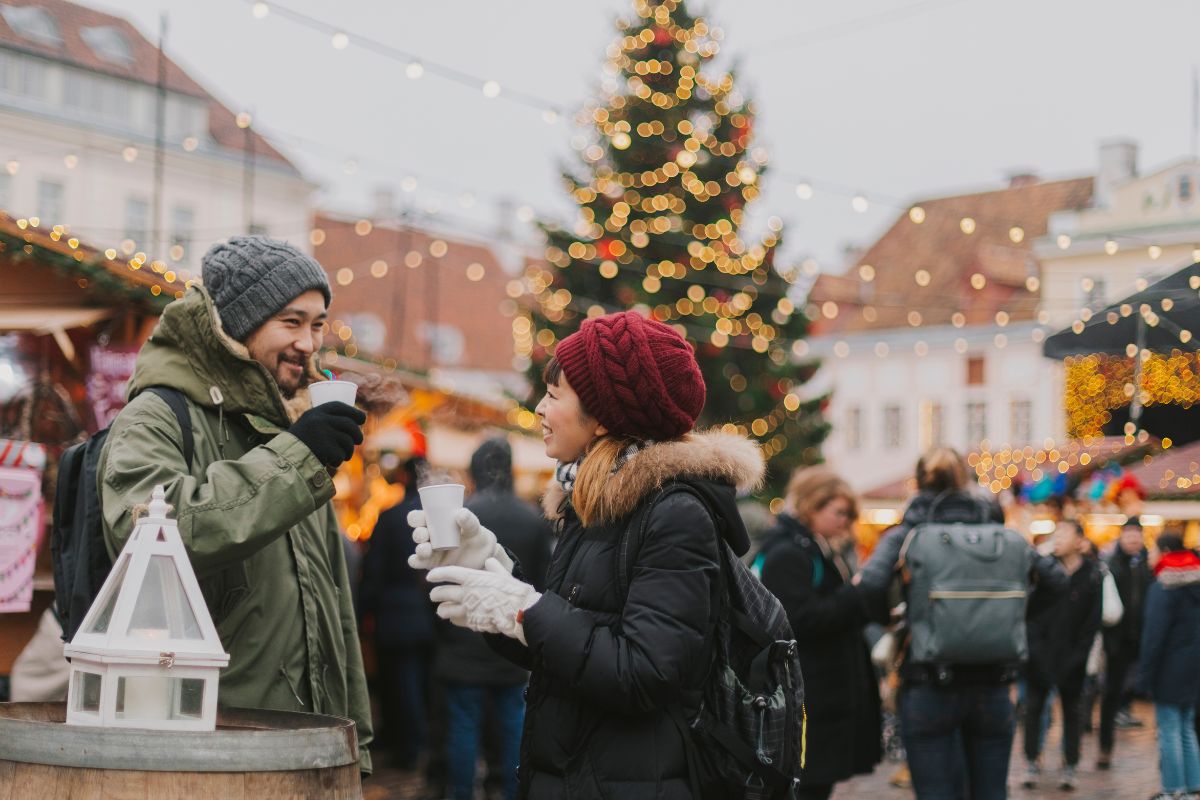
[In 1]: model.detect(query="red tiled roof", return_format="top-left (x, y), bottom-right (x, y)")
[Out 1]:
top-left (1127, 439), bottom-right (1200, 499)
top-left (809, 177), bottom-right (1093, 335)
top-left (313, 213), bottom-right (519, 374)
top-left (0, 0), bottom-right (293, 168)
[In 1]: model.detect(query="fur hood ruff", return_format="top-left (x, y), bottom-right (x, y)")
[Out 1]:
top-left (542, 429), bottom-right (764, 526)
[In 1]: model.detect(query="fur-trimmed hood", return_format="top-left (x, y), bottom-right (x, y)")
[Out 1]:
top-left (542, 430), bottom-right (764, 554)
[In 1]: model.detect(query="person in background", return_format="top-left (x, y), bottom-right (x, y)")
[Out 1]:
top-left (1099, 519), bottom-right (1154, 768)
top-left (1021, 520), bottom-right (1102, 791)
top-left (1138, 533), bottom-right (1200, 800)
top-left (857, 447), bottom-right (1067, 800)
top-left (437, 438), bottom-right (553, 800)
top-left (758, 466), bottom-right (881, 800)
top-left (360, 457), bottom-right (436, 771)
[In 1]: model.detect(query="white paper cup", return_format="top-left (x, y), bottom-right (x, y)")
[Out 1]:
top-left (309, 380), bottom-right (357, 407)
top-left (418, 483), bottom-right (465, 550)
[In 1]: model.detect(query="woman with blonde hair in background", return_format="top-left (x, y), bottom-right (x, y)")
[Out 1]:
top-left (758, 466), bottom-right (881, 799)
top-left (857, 447), bottom-right (1067, 800)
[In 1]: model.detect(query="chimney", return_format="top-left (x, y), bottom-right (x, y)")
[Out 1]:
top-left (1006, 170), bottom-right (1038, 188)
top-left (372, 185), bottom-right (396, 221)
top-left (1096, 138), bottom-right (1138, 208)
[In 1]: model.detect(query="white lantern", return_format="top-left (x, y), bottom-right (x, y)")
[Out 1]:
top-left (63, 486), bottom-right (229, 730)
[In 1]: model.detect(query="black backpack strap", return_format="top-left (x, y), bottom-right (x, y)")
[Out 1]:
top-left (143, 386), bottom-right (194, 470)
top-left (616, 481), bottom-right (720, 603)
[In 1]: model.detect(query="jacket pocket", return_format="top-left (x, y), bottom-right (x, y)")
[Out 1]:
top-left (199, 562), bottom-right (251, 625)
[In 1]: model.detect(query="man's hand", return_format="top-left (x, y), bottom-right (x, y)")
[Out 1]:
top-left (288, 402), bottom-right (366, 468)
top-left (428, 559), bottom-right (540, 644)
top-left (407, 507), bottom-right (514, 573)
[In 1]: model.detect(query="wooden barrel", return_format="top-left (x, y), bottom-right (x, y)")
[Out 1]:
top-left (0, 702), bottom-right (361, 799)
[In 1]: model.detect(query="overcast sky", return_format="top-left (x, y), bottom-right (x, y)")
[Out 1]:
top-left (109, 0), bottom-right (1200, 269)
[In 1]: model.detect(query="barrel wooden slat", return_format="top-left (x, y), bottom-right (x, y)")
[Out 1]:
top-left (0, 703), bottom-right (361, 800)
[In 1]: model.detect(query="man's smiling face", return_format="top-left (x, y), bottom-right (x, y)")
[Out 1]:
top-left (242, 290), bottom-right (328, 398)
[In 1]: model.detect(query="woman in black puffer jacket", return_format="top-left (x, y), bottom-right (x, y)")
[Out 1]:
top-left (410, 311), bottom-right (763, 799)
top-left (759, 467), bottom-right (880, 800)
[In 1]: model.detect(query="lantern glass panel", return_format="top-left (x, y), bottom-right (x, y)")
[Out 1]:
top-left (114, 675), bottom-right (206, 721)
top-left (73, 670), bottom-right (102, 713)
top-left (85, 556), bottom-right (129, 635)
top-left (126, 555), bottom-right (203, 640)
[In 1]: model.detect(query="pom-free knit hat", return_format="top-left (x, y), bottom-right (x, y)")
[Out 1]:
top-left (201, 235), bottom-right (332, 341)
top-left (554, 311), bottom-right (705, 440)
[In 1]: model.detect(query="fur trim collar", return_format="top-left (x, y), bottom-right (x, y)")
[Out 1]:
top-left (542, 429), bottom-right (764, 524)
top-left (1156, 551), bottom-right (1200, 589)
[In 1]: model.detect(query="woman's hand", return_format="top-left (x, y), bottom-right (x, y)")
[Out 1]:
top-left (428, 558), bottom-right (541, 644)
top-left (407, 508), bottom-right (514, 573)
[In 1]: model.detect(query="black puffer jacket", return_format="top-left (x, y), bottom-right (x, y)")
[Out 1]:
top-left (489, 432), bottom-right (763, 800)
top-left (1025, 557), bottom-right (1102, 691)
top-left (759, 515), bottom-right (881, 786)
top-left (1103, 546), bottom-right (1153, 659)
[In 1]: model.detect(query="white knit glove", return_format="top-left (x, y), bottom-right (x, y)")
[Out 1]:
top-left (428, 558), bottom-right (541, 644)
top-left (408, 508), bottom-right (514, 573)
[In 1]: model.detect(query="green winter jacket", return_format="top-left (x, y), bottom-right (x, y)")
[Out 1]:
top-left (98, 287), bottom-right (372, 773)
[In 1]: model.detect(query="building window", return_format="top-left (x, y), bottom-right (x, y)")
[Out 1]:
top-left (966, 356), bottom-right (985, 386)
top-left (1011, 399), bottom-right (1032, 445)
top-left (169, 206), bottom-right (194, 264)
top-left (1181, 174), bottom-right (1193, 203)
top-left (124, 197), bottom-right (150, 249)
top-left (80, 26), bottom-right (133, 66)
top-left (967, 401), bottom-right (988, 446)
top-left (1082, 276), bottom-right (1106, 310)
top-left (883, 404), bottom-right (902, 450)
top-left (419, 322), bottom-right (464, 366)
top-left (36, 179), bottom-right (63, 224)
top-left (845, 405), bottom-right (862, 450)
top-left (0, 6), bottom-right (62, 47)
top-left (919, 401), bottom-right (944, 449)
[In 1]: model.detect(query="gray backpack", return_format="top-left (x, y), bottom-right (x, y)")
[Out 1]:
top-left (900, 494), bottom-right (1034, 665)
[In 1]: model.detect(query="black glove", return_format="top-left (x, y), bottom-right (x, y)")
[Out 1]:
top-left (288, 402), bottom-right (366, 468)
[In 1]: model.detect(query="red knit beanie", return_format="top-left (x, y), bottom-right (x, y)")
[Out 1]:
top-left (554, 311), bottom-right (706, 440)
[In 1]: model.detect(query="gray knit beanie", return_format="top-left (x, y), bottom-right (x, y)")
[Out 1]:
top-left (201, 235), bottom-right (332, 341)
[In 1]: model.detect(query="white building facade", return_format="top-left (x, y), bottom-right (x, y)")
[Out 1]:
top-left (807, 322), bottom-right (1063, 495)
top-left (0, 1), bottom-right (312, 268)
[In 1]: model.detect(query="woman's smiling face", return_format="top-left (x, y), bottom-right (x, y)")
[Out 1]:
top-left (535, 371), bottom-right (606, 462)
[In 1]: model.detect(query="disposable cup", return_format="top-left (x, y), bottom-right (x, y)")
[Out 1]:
top-left (309, 380), bottom-right (357, 407)
top-left (418, 483), bottom-right (465, 550)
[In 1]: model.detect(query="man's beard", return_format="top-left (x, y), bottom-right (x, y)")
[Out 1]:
top-left (277, 355), bottom-right (307, 398)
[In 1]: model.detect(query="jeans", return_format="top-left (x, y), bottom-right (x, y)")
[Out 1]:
top-left (1155, 703), bottom-right (1200, 793)
top-left (1099, 648), bottom-right (1135, 753)
top-left (1024, 681), bottom-right (1082, 767)
top-left (900, 683), bottom-right (1014, 800)
top-left (375, 644), bottom-right (430, 767)
top-left (445, 682), bottom-right (526, 800)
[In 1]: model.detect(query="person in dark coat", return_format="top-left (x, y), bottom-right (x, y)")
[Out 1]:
top-left (437, 438), bottom-right (553, 800)
top-left (359, 457), bottom-right (436, 769)
top-left (1138, 534), bottom-right (1200, 799)
top-left (857, 448), bottom-right (1068, 800)
top-left (1020, 520), bottom-right (1102, 791)
top-left (408, 311), bottom-right (763, 799)
top-left (1098, 520), bottom-right (1153, 767)
top-left (759, 467), bottom-right (880, 800)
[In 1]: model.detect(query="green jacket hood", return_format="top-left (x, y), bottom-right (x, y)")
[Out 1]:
top-left (126, 286), bottom-right (320, 428)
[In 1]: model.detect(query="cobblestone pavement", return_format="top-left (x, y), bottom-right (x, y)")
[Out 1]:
top-left (366, 701), bottom-right (1163, 799)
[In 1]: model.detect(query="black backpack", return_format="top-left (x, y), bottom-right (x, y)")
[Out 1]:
top-left (617, 482), bottom-right (806, 800)
top-left (51, 386), bottom-right (193, 644)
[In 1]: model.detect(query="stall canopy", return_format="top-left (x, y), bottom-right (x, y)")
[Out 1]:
top-left (1043, 260), bottom-right (1200, 358)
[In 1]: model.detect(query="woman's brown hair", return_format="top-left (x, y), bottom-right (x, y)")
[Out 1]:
top-left (784, 466), bottom-right (857, 527)
top-left (542, 356), bottom-right (631, 527)
top-left (915, 447), bottom-right (969, 494)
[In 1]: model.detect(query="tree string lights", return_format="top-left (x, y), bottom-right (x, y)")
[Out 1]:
top-left (519, 0), bottom-right (830, 487)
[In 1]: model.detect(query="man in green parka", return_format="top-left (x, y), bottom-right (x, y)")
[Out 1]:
top-left (98, 235), bottom-right (374, 773)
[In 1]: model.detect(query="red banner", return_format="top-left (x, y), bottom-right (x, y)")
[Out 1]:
top-left (87, 346), bottom-right (139, 429)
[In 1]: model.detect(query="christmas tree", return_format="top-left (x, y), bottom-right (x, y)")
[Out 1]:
top-left (518, 0), bottom-right (828, 491)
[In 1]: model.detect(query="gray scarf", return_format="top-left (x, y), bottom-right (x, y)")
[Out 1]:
top-left (556, 440), bottom-right (649, 501)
